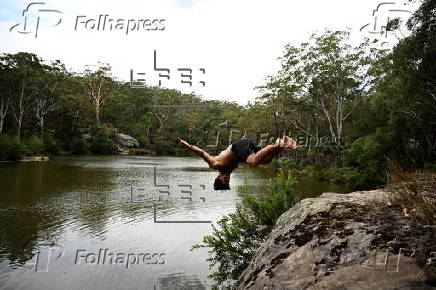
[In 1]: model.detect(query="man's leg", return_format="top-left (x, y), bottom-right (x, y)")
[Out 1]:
top-left (246, 137), bottom-right (298, 167)
top-left (246, 144), bottom-right (282, 167)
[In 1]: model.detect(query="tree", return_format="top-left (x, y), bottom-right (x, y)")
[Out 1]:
top-left (1, 53), bottom-right (44, 138)
top-left (34, 60), bottom-right (68, 136)
top-left (82, 63), bottom-right (113, 125)
top-left (266, 31), bottom-right (383, 152)
top-left (0, 62), bottom-right (11, 134)
top-left (372, 0), bottom-right (436, 165)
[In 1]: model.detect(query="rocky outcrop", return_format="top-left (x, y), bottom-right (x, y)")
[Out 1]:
top-left (236, 190), bottom-right (436, 289)
top-left (20, 156), bottom-right (49, 162)
top-left (114, 133), bottom-right (139, 148)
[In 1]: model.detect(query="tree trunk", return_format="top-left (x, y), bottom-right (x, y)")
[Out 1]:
top-left (17, 116), bottom-right (22, 138)
top-left (0, 97), bottom-right (9, 134)
top-left (96, 104), bottom-right (100, 125)
top-left (40, 115), bottom-right (44, 136)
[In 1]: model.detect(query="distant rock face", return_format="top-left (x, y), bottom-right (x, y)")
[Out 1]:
top-left (82, 133), bottom-right (92, 141)
top-left (236, 190), bottom-right (436, 290)
top-left (114, 133), bottom-right (139, 148)
top-left (20, 156), bottom-right (49, 162)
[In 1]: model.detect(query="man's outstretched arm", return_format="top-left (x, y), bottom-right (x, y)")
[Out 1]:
top-left (177, 138), bottom-right (217, 169)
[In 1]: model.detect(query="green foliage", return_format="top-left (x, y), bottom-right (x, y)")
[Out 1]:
top-left (25, 136), bottom-right (44, 155)
top-left (274, 160), bottom-right (297, 170)
top-left (0, 135), bottom-right (29, 160)
top-left (302, 165), bottom-right (383, 190)
top-left (192, 206), bottom-right (269, 284)
top-left (239, 170), bottom-right (302, 227)
top-left (136, 135), bottom-right (149, 147)
top-left (72, 138), bottom-right (88, 154)
top-left (43, 135), bottom-right (60, 154)
top-left (89, 137), bottom-right (116, 154)
top-left (0, 135), bottom-right (13, 160)
top-left (89, 125), bottom-right (116, 154)
top-left (151, 137), bottom-right (171, 155)
top-left (343, 129), bottom-right (393, 180)
top-left (342, 167), bottom-right (382, 191)
top-left (193, 171), bottom-right (302, 285)
top-left (423, 163), bottom-right (436, 173)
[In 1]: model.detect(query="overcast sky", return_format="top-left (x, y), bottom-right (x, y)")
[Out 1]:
top-left (1, 0), bottom-right (418, 105)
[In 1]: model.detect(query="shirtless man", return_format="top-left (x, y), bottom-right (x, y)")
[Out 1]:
top-left (176, 136), bottom-right (299, 190)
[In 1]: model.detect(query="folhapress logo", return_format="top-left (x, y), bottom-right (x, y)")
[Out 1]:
top-left (9, 2), bottom-right (63, 38)
top-left (10, 2), bottom-right (167, 38)
top-left (74, 15), bottom-right (166, 35)
top-left (25, 243), bottom-right (65, 272)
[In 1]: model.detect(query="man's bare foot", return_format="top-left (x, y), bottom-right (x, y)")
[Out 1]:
top-left (283, 136), bottom-right (299, 150)
top-left (275, 137), bottom-right (285, 148)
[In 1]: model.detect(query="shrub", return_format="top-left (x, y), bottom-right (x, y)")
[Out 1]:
top-left (423, 163), bottom-right (436, 173)
top-left (25, 136), bottom-right (44, 155)
top-left (270, 158), bottom-right (279, 168)
top-left (151, 137), bottom-right (175, 155)
top-left (276, 160), bottom-right (297, 170)
top-left (72, 138), bottom-right (88, 154)
top-left (0, 135), bottom-right (13, 160)
top-left (0, 135), bottom-right (29, 161)
top-left (343, 129), bottom-right (393, 177)
top-left (239, 170), bottom-right (302, 227)
top-left (43, 135), bottom-right (60, 154)
top-left (137, 135), bottom-right (149, 147)
top-left (192, 206), bottom-right (269, 285)
top-left (89, 124), bottom-right (117, 154)
top-left (306, 164), bottom-right (324, 180)
top-left (90, 136), bottom-right (116, 154)
top-left (193, 170), bottom-right (302, 285)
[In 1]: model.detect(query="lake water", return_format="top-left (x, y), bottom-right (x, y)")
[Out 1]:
top-left (0, 156), bottom-right (346, 290)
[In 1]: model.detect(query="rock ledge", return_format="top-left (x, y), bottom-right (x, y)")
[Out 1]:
top-left (236, 190), bottom-right (436, 289)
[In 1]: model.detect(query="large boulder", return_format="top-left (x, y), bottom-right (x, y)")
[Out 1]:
top-left (236, 190), bottom-right (436, 289)
top-left (114, 133), bottom-right (139, 148)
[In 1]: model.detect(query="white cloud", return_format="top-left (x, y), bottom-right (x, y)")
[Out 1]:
top-left (0, 0), bottom-right (418, 104)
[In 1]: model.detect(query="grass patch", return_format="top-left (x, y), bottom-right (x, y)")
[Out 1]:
top-left (386, 162), bottom-right (436, 225)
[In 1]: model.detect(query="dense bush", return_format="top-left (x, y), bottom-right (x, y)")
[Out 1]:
top-left (151, 137), bottom-right (176, 155)
top-left (43, 135), bottom-right (60, 154)
top-left (72, 138), bottom-right (88, 154)
top-left (89, 124), bottom-right (117, 154)
top-left (89, 136), bottom-right (116, 154)
top-left (25, 136), bottom-right (44, 155)
top-left (0, 135), bottom-right (29, 161)
top-left (300, 165), bottom-right (384, 190)
top-left (193, 171), bottom-right (302, 285)
top-left (239, 170), bottom-right (302, 227)
top-left (343, 129), bottom-right (393, 178)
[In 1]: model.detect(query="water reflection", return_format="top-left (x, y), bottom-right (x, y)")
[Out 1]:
top-left (0, 156), bottom-right (346, 289)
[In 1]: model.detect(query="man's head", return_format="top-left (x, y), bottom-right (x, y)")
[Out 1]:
top-left (213, 169), bottom-right (232, 190)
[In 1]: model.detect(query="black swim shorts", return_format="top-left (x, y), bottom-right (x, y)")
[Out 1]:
top-left (231, 138), bottom-right (261, 163)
